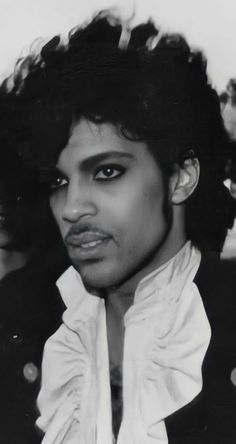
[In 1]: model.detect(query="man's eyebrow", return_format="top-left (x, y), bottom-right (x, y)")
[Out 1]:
top-left (79, 151), bottom-right (134, 170)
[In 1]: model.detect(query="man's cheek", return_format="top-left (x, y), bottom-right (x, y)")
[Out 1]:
top-left (52, 210), bottom-right (66, 238)
top-left (59, 223), bottom-right (67, 240)
top-left (51, 202), bottom-right (62, 225)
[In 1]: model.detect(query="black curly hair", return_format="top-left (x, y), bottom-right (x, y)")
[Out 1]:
top-left (8, 12), bottom-right (236, 252)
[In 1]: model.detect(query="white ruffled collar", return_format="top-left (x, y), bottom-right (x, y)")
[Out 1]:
top-left (38, 242), bottom-right (211, 444)
top-left (57, 240), bottom-right (198, 315)
top-left (135, 240), bottom-right (198, 296)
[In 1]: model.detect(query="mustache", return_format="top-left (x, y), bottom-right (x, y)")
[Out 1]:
top-left (65, 223), bottom-right (111, 240)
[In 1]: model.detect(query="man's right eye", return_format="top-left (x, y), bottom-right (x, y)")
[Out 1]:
top-left (50, 176), bottom-right (68, 190)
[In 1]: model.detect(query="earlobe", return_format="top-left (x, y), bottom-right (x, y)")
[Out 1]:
top-left (170, 158), bottom-right (200, 204)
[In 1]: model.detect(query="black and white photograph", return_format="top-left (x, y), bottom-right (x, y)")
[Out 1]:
top-left (0, 1), bottom-right (236, 443)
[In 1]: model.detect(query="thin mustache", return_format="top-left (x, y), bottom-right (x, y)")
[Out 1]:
top-left (65, 224), bottom-right (111, 240)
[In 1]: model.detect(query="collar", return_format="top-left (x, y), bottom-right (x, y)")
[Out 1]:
top-left (57, 240), bottom-right (199, 310)
top-left (38, 241), bottom-right (211, 444)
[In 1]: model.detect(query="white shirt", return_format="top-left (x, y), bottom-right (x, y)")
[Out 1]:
top-left (37, 242), bottom-right (211, 444)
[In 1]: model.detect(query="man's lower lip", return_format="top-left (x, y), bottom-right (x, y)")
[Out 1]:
top-left (66, 238), bottom-right (111, 258)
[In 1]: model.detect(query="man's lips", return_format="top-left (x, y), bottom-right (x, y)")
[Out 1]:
top-left (65, 231), bottom-right (112, 249)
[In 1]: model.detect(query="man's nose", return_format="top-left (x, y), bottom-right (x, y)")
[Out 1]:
top-left (62, 181), bottom-right (97, 222)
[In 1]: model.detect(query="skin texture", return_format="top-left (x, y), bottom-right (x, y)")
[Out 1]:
top-left (49, 118), bottom-right (189, 298)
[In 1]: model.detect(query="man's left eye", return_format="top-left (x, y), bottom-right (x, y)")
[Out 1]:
top-left (50, 176), bottom-right (68, 190)
top-left (94, 166), bottom-right (124, 180)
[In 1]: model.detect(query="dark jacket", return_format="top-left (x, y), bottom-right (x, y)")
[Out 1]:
top-left (166, 254), bottom-right (236, 444)
top-left (0, 263), bottom-right (65, 444)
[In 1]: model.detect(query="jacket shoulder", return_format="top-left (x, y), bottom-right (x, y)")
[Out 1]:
top-left (194, 253), bottom-right (236, 316)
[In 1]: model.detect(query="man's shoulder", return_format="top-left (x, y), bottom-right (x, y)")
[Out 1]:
top-left (194, 252), bottom-right (236, 328)
top-left (195, 252), bottom-right (236, 300)
top-left (196, 251), bottom-right (236, 280)
top-left (166, 252), bottom-right (236, 443)
top-left (0, 263), bottom-right (65, 327)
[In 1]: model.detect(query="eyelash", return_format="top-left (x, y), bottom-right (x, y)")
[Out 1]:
top-left (49, 175), bottom-right (68, 190)
top-left (94, 165), bottom-right (125, 181)
top-left (49, 164), bottom-right (125, 191)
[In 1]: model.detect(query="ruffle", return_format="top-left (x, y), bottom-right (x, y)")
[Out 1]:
top-left (36, 323), bottom-right (88, 443)
top-left (120, 244), bottom-right (211, 443)
top-left (37, 267), bottom-right (103, 444)
top-left (37, 244), bottom-right (211, 444)
top-left (139, 286), bottom-right (210, 441)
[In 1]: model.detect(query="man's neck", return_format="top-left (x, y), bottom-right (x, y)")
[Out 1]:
top-left (105, 239), bottom-right (188, 373)
top-left (107, 237), bottom-right (187, 307)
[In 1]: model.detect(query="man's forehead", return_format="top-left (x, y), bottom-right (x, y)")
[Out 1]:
top-left (68, 118), bottom-right (122, 147)
top-left (58, 118), bottom-right (148, 166)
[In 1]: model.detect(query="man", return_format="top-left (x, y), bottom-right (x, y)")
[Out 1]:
top-left (13, 13), bottom-right (236, 443)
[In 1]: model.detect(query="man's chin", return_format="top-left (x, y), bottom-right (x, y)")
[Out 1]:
top-left (71, 259), bottom-right (120, 291)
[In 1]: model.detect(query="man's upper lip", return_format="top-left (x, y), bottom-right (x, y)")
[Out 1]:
top-left (66, 231), bottom-right (111, 246)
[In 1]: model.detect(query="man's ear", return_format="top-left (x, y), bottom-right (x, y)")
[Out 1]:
top-left (170, 158), bottom-right (200, 204)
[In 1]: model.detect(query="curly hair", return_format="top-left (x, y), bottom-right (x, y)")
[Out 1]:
top-left (9, 12), bottom-right (236, 252)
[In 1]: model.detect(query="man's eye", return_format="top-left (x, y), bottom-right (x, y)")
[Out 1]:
top-left (94, 166), bottom-right (124, 180)
top-left (50, 176), bottom-right (68, 190)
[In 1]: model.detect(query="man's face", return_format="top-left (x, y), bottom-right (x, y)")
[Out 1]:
top-left (50, 118), bottom-right (177, 291)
